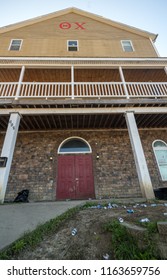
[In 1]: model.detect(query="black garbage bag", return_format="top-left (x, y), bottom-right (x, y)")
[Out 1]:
top-left (154, 188), bottom-right (167, 200)
top-left (14, 189), bottom-right (29, 202)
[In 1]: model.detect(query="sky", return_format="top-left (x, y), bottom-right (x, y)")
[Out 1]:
top-left (0, 0), bottom-right (166, 56)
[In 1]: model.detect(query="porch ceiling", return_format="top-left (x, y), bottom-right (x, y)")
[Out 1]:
top-left (0, 68), bottom-right (21, 82)
top-left (1, 111), bottom-right (167, 131)
top-left (123, 69), bottom-right (167, 82)
top-left (0, 67), bottom-right (166, 82)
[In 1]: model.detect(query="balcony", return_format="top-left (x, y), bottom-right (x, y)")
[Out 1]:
top-left (0, 59), bottom-right (167, 101)
top-left (1, 81), bottom-right (167, 99)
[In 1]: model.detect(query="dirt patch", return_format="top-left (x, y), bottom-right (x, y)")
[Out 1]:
top-left (13, 202), bottom-right (167, 260)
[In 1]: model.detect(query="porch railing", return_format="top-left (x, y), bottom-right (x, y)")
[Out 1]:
top-left (126, 82), bottom-right (167, 97)
top-left (0, 83), bottom-right (18, 97)
top-left (0, 82), bottom-right (167, 99)
top-left (74, 82), bottom-right (125, 98)
top-left (20, 82), bottom-right (72, 98)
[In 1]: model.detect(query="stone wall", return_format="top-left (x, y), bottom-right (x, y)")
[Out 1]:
top-left (0, 129), bottom-right (167, 202)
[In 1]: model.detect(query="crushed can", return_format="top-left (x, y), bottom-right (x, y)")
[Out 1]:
top-left (71, 228), bottom-right (77, 236)
top-left (127, 209), bottom-right (134, 213)
top-left (140, 204), bottom-right (147, 208)
top-left (112, 204), bottom-right (119, 208)
top-left (118, 217), bottom-right (124, 223)
top-left (103, 253), bottom-right (109, 260)
top-left (140, 218), bottom-right (150, 223)
top-left (108, 203), bottom-right (112, 209)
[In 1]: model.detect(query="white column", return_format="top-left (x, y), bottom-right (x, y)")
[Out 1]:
top-left (125, 111), bottom-right (155, 200)
top-left (15, 66), bottom-right (25, 100)
top-left (71, 65), bottom-right (75, 99)
top-left (0, 113), bottom-right (21, 203)
top-left (119, 66), bottom-right (129, 99)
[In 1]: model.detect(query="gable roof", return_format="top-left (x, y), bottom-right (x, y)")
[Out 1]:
top-left (0, 7), bottom-right (157, 41)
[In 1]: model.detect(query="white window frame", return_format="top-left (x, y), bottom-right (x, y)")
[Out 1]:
top-left (153, 139), bottom-right (167, 181)
top-left (121, 40), bottom-right (134, 52)
top-left (67, 40), bottom-right (78, 52)
top-left (58, 136), bottom-right (92, 154)
top-left (9, 39), bottom-right (23, 51)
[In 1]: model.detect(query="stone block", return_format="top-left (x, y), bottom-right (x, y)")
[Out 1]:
top-left (157, 222), bottom-right (167, 236)
top-left (18, 174), bottom-right (28, 180)
top-left (157, 242), bottom-right (167, 259)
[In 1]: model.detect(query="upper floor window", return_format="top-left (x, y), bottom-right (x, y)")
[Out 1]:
top-left (153, 140), bottom-right (167, 181)
top-left (9, 39), bottom-right (22, 51)
top-left (121, 40), bottom-right (134, 52)
top-left (67, 40), bottom-right (78, 51)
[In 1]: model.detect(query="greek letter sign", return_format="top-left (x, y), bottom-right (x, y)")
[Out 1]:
top-left (59, 22), bottom-right (86, 30)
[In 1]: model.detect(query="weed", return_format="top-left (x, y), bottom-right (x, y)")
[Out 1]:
top-left (82, 201), bottom-right (98, 209)
top-left (11, 240), bottom-right (26, 253)
top-left (94, 234), bottom-right (101, 241)
top-left (103, 220), bottom-right (160, 260)
top-left (145, 222), bottom-right (158, 234)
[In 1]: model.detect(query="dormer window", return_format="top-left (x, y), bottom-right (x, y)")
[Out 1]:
top-left (121, 40), bottom-right (134, 52)
top-left (67, 40), bottom-right (78, 51)
top-left (9, 39), bottom-right (22, 51)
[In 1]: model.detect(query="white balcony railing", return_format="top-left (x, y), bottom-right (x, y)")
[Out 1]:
top-left (126, 82), bottom-right (167, 97)
top-left (20, 82), bottom-right (72, 98)
top-left (0, 83), bottom-right (18, 97)
top-left (0, 82), bottom-right (167, 99)
top-left (74, 82), bottom-right (125, 98)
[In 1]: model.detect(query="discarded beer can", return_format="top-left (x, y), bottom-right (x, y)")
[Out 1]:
top-left (103, 253), bottom-right (109, 260)
top-left (71, 228), bottom-right (77, 236)
top-left (127, 209), bottom-right (134, 213)
top-left (108, 203), bottom-right (112, 209)
top-left (133, 204), bottom-right (139, 208)
top-left (140, 218), bottom-right (150, 223)
top-left (97, 204), bottom-right (102, 209)
top-left (112, 204), bottom-right (119, 208)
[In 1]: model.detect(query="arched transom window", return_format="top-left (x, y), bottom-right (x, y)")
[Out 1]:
top-left (153, 140), bottom-right (167, 181)
top-left (58, 137), bottom-right (91, 154)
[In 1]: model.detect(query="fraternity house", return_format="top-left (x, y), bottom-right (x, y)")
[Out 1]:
top-left (0, 8), bottom-right (167, 203)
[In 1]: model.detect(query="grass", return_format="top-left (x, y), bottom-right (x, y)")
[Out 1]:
top-left (103, 220), bottom-right (161, 260)
top-left (0, 202), bottom-right (163, 260)
top-left (0, 205), bottom-right (81, 260)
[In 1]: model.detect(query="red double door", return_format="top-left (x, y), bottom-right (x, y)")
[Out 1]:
top-left (57, 154), bottom-right (95, 200)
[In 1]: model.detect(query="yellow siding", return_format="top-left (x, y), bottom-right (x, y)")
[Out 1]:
top-left (0, 13), bottom-right (157, 57)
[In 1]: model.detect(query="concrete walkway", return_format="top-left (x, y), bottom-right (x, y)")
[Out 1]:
top-left (0, 200), bottom-right (85, 250)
